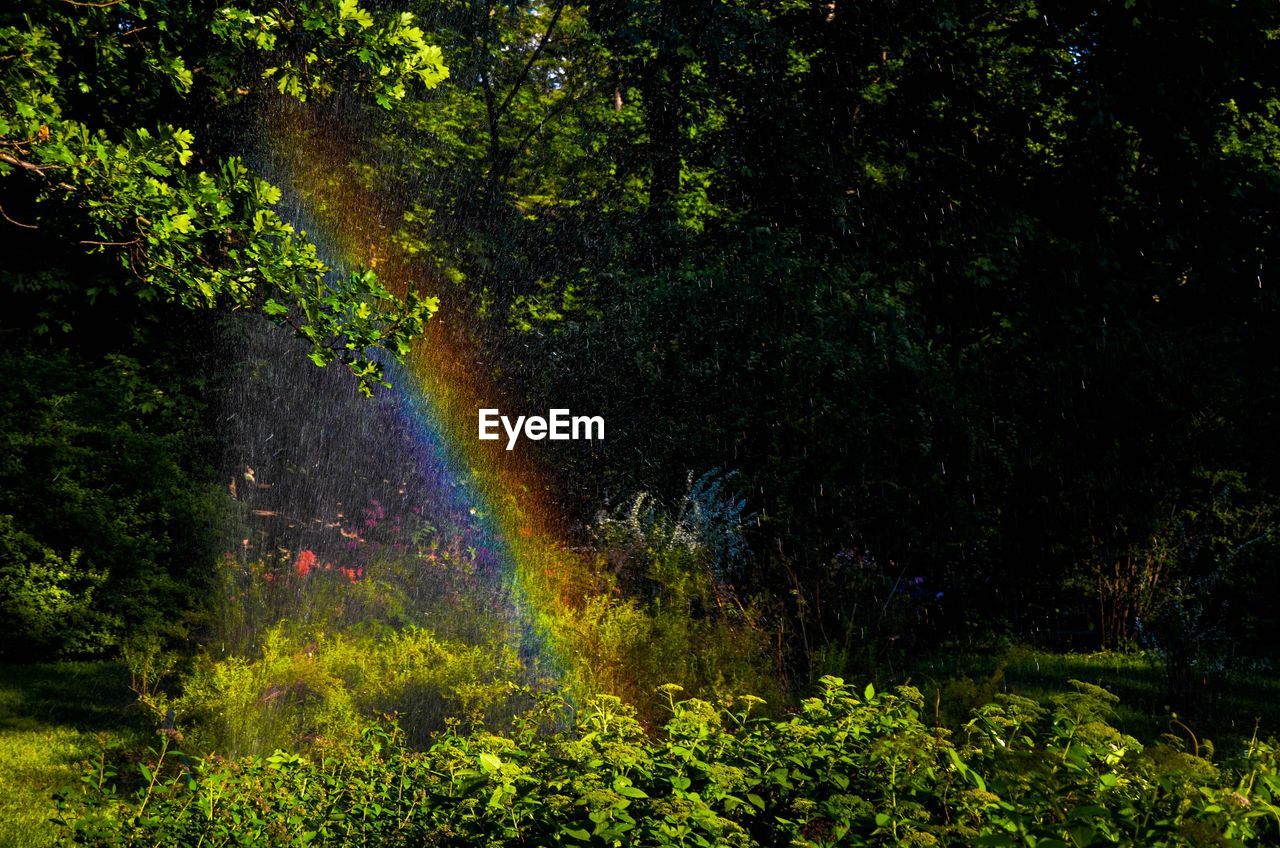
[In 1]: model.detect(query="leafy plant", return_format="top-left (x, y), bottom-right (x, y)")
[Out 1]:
top-left (1, 1), bottom-right (447, 392)
top-left (58, 678), bottom-right (1280, 847)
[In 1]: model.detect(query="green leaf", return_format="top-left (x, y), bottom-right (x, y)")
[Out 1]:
top-left (337, 0), bottom-right (374, 28)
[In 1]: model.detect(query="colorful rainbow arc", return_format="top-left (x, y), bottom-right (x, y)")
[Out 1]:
top-left (257, 97), bottom-right (585, 679)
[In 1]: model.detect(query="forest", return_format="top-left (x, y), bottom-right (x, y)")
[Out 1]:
top-left (2, 0), bottom-right (1280, 845)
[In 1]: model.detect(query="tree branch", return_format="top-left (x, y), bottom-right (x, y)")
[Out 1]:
top-left (0, 152), bottom-right (76, 191)
top-left (493, 0), bottom-right (567, 126)
top-left (0, 204), bottom-right (38, 230)
top-left (0, 152), bottom-right (55, 174)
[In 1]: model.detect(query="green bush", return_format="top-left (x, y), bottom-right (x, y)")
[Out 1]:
top-left (0, 346), bottom-right (221, 659)
top-left (0, 516), bottom-right (115, 656)
top-left (552, 482), bottom-right (783, 720)
top-left (59, 678), bottom-right (1280, 846)
top-left (164, 623), bottom-right (524, 757)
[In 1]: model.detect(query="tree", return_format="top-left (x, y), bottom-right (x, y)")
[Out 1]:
top-left (1, 0), bottom-right (450, 392)
top-left (357, 0), bottom-right (1280, 677)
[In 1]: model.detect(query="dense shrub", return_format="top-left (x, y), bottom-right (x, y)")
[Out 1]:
top-left (60, 678), bottom-right (1280, 846)
top-left (550, 476), bottom-right (783, 716)
top-left (0, 346), bottom-right (220, 659)
top-left (153, 623), bottom-right (524, 757)
top-left (162, 471), bottom-right (781, 758)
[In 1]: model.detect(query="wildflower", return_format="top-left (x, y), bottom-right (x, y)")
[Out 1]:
top-left (294, 549), bottom-right (317, 576)
top-left (1226, 791), bottom-right (1252, 809)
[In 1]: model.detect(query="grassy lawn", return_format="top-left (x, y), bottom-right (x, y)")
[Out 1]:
top-left (0, 663), bottom-right (147, 848)
top-left (909, 645), bottom-right (1280, 748)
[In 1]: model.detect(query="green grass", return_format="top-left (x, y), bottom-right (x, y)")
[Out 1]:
top-left (908, 645), bottom-right (1280, 747)
top-left (0, 663), bottom-right (147, 848)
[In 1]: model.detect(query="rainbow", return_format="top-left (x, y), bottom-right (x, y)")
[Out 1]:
top-left (254, 97), bottom-right (591, 681)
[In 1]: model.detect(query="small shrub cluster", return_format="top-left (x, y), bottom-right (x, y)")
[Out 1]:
top-left (551, 474), bottom-right (782, 718)
top-left (60, 678), bottom-right (1280, 846)
top-left (149, 623), bottom-right (524, 757)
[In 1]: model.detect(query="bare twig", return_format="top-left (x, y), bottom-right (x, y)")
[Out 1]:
top-left (0, 204), bottom-right (38, 230)
top-left (0, 152), bottom-right (59, 174)
top-left (0, 152), bottom-right (76, 191)
top-left (79, 239), bottom-right (138, 246)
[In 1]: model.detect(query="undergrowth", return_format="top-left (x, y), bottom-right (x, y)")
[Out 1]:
top-left (58, 677), bottom-right (1280, 847)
